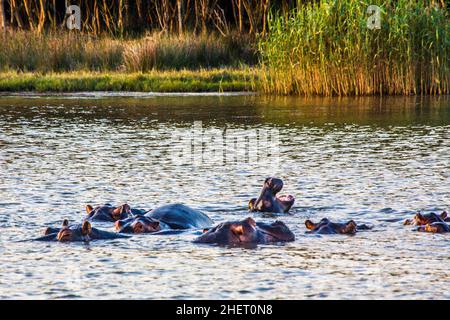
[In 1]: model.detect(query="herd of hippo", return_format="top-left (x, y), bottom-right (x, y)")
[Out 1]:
top-left (34, 177), bottom-right (449, 245)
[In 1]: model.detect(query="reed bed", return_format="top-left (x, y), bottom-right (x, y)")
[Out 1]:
top-left (259, 0), bottom-right (450, 96)
top-left (0, 31), bottom-right (256, 72)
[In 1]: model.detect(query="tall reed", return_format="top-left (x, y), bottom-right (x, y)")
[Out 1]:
top-left (0, 31), bottom-right (256, 72)
top-left (259, 0), bottom-right (449, 96)
top-left (123, 32), bottom-right (256, 71)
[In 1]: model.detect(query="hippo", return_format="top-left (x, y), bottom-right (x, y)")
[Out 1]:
top-left (34, 219), bottom-right (130, 242)
top-left (115, 203), bottom-right (213, 234)
top-left (193, 217), bottom-right (295, 245)
top-left (416, 222), bottom-right (450, 233)
top-left (248, 177), bottom-right (295, 213)
top-left (403, 211), bottom-right (448, 226)
top-left (85, 203), bottom-right (148, 222)
top-left (304, 218), bottom-right (373, 235)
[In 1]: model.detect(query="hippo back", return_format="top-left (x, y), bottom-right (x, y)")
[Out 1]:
top-left (148, 204), bottom-right (213, 229)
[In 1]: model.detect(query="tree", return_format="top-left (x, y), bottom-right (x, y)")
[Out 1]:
top-left (0, 0), bottom-right (6, 32)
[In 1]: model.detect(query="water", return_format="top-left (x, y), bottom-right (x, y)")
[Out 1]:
top-left (0, 93), bottom-right (449, 299)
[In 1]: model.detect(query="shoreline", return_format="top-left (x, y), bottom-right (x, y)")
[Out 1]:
top-left (0, 70), bottom-right (449, 97)
top-left (0, 69), bottom-right (257, 93)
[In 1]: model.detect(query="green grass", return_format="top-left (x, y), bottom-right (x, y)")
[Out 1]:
top-left (0, 69), bottom-right (257, 92)
top-left (259, 0), bottom-right (449, 96)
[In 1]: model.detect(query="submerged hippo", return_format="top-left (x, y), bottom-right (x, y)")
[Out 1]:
top-left (304, 218), bottom-right (372, 235)
top-left (403, 211), bottom-right (448, 226)
top-left (416, 222), bottom-right (450, 233)
top-left (248, 177), bottom-right (295, 213)
top-left (85, 203), bottom-right (148, 222)
top-left (194, 217), bottom-right (295, 245)
top-left (115, 203), bottom-right (213, 234)
top-left (34, 219), bottom-right (129, 242)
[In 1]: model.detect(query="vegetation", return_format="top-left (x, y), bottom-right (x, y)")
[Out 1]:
top-left (0, 0), bottom-right (284, 36)
top-left (259, 0), bottom-right (449, 95)
top-left (0, 69), bottom-right (256, 92)
top-left (0, 1), bottom-right (448, 95)
top-left (0, 31), bottom-right (256, 72)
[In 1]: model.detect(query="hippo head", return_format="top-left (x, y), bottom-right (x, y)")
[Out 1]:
top-left (194, 217), bottom-right (294, 245)
top-left (403, 211), bottom-right (447, 226)
top-left (249, 177), bottom-right (295, 213)
top-left (86, 203), bottom-right (132, 222)
top-left (416, 222), bottom-right (450, 233)
top-left (115, 216), bottom-right (161, 234)
top-left (256, 220), bottom-right (296, 242)
top-left (305, 218), bottom-right (357, 235)
top-left (55, 219), bottom-right (92, 242)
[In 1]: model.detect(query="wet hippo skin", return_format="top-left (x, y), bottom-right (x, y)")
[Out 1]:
top-left (248, 177), bottom-right (295, 213)
top-left (194, 217), bottom-right (295, 245)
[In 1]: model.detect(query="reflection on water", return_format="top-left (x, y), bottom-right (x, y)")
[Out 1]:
top-left (0, 94), bottom-right (449, 299)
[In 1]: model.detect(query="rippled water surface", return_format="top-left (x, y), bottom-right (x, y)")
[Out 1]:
top-left (0, 94), bottom-right (449, 299)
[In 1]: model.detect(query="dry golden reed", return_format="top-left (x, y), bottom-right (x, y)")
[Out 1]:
top-left (259, 0), bottom-right (449, 96)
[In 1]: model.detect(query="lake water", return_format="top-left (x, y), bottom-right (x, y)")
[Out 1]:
top-left (0, 93), bottom-right (448, 299)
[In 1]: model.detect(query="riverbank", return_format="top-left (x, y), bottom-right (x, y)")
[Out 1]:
top-left (0, 2), bottom-right (448, 95)
top-left (0, 69), bottom-right (256, 93)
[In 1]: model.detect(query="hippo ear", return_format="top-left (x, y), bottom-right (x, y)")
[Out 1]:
top-left (231, 224), bottom-right (244, 236)
top-left (113, 206), bottom-right (124, 215)
top-left (86, 205), bottom-right (94, 214)
top-left (62, 219), bottom-right (69, 227)
top-left (244, 217), bottom-right (256, 227)
top-left (343, 220), bottom-right (357, 234)
top-left (122, 204), bottom-right (132, 214)
top-left (149, 221), bottom-right (160, 230)
top-left (115, 220), bottom-right (124, 231)
top-left (440, 211), bottom-right (448, 220)
top-left (81, 221), bottom-right (92, 236)
top-left (403, 219), bottom-right (412, 225)
top-left (415, 212), bottom-right (424, 220)
top-left (248, 198), bottom-right (256, 211)
top-left (305, 220), bottom-right (316, 230)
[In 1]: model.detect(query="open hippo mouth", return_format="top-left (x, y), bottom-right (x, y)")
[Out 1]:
top-left (249, 177), bottom-right (295, 213)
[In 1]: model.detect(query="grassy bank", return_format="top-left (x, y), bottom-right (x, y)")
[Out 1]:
top-left (0, 69), bottom-right (256, 92)
top-left (0, 31), bottom-right (257, 93)
top-left (0, 1), bottom-right (448, 95)
top-left (259, 0), bottom-right (449, 95)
